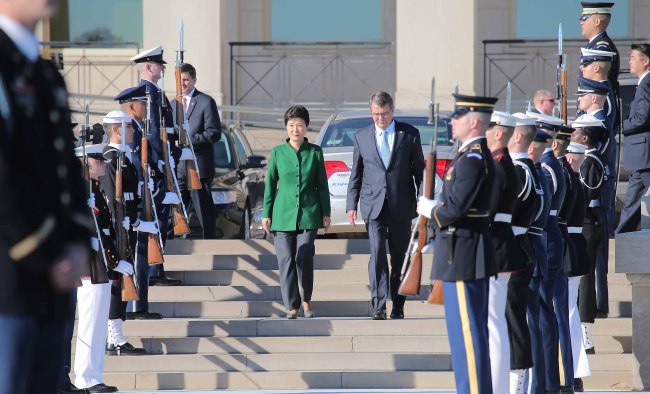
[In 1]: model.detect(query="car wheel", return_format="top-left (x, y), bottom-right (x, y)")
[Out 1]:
top-left (240, 206), bottom-right (251, 240)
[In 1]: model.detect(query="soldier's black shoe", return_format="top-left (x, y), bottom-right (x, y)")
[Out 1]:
top-left (149, 276), bottom-right (182, 286)
top-left (106, 342), bottom-right (147, 356)
top-left (585, 346), bottom-right (595, 354)
top-left (371, 311), bottom-right (386, 320)
top-left (390, 309), bottom-right (404, 319)
top-left (595, 310), bottom-right (608, 319)
top-left (125, 311), bottom-right (162, 320)
top-left (560, 386), bottom-right (575, 393)
top-left (58, 382), bottom-right (90, 394)
top-left (574, 377), bottom-right (584, 392)
top-left (87, 383), bottom-right (118, 393)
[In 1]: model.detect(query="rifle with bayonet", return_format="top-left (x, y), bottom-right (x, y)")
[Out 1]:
top-left (398, 77), bottom-right (438, 296)
top-left (143, 92), bottom-right (165, 264)
top-left (556, 23), bottom-right (568, 123)
top-left (175, 20), bottom-right (202, 190)
top-left (115, 119), bottom-right (139, 301)
top-left (159, 72), bottom-right (191, 236)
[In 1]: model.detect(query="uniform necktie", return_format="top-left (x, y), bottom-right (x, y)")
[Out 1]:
top-left (378, 129), bottom-right (391, 168)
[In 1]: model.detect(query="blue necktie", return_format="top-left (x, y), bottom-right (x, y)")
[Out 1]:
top-left (378, 130), bottom-right (391, 167)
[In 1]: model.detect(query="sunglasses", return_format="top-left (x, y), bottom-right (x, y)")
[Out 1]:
top-left (580, 14), bottom-right (593, 22)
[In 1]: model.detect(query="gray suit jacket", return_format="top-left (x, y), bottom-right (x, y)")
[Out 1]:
top-left (346, 121), bottom-right (425, 221)
top-left (622, 75), bottom-right (650, 171)
top-left (183, 89), bottom-right (222, 180)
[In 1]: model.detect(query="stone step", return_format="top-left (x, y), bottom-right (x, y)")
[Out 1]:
top-left (82, 371), bottom-right (459, 391)
top-left (165, 239), bottom-right (373, 255)
top-left (163, 254), bottom-right (373, 270)
top-left (146, 284), bottom-right (431, 302)
top-left (592, 334), bottom-right (632, 354)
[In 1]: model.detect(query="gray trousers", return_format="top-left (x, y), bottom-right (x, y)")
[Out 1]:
top-left (273, 229), bottom-right (317, 311)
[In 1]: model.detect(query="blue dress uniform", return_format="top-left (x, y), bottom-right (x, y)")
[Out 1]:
top-left (528, 132), bottom-right (553, 394)
top-left (581, 2), bottom-right (620, 98)
top-left (421, 94), bottom-right (498, 394)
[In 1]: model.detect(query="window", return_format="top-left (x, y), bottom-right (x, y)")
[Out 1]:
top-left (271, 0), bottom-right (382, 41)
top-left (515, 0), bottom-right (629, 39)
top-left (214, 137), bottom-right (234, 169)
top-left (232, 131), bottom-right (250, 164)
top-left (50, 0), bottom-right (143, 45)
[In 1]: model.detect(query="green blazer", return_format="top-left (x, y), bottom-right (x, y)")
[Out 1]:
top-left (263, 139), bottom-right (331, 231)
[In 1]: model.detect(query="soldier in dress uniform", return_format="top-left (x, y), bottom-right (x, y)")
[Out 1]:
top-left (485, 111), bottom-right (525, 394)
top-left (418, 93), bottom-right (498, 394)
top-left (506, 114), bottom-right (541, 394)
top-left (130, 46), bottom-right (182, 286)
top-left (113, 86), bottom-right (165, 320)
top-left (527, 111), bottom-right (569, 393)
top-left (571, 114), bottom-right (607, 356)
top-left (74, 142), bottom-right (130, 393)
top-left (580, 3), bottom-right (619, 100)
top-left (0, 3), bottom-right (93, 393)
top-left (99, 111), bottom-right (148, 356)
top-left (564, 142), bottom-right (593, 392)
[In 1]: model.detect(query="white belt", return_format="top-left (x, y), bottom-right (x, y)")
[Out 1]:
top-left (568, 226), bottom-right (583, 234)
top-left (549, 209), bottom-right (558, 216)
top-left (529, 226), bottom-right (543, 236)
top-left (494, 213), bottom-right (512, 223)
top-left (589, 200), bottom-right (600, 207)
top-left (124, 192), bottom-right (134, 201)
top-left (512, 226), bottom-right (528, 236)
top-left (102, 228), bottom-right (110, 236)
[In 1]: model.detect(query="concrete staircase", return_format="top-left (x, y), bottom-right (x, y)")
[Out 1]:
top-left (72, 239), bottom-right (632, 391)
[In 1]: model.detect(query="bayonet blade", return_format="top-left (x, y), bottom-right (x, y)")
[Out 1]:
top-left (180, 20), bottom-right (184, 53)
top-left (558, 23), bottom-right (563, 55)
top-left (506, 82), bottom-right (512, 114)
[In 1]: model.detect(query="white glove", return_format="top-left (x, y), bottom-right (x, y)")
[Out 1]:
top-left (113, 260), bottom-right (134, 276)
top-left (168, 155), bottom-right (176, 170)
top-left (421, 239), bottom-right (435, 254)
top-left (87, 194), bottom-right (95, 208)
top-left (122, 217), bottom-right (130, 231)
top-left (90, 237), bottom-right (99, 251)
top-left (417, 196), bottom-right (439, 219)
top-left (158, 160), bottom-right (165, 173)
top-left (165, 127), bottom-right (175, 135)
top-left (183, 120), bottom-right (190, 131)
top-left (137, 181), bottom-right (144, 198)
top-left (134, 220), bottom-right (159, 234)
top-left (162, 192), bottom-right (181, 205)
top-left (179, 148), bottom-right (194, 161)
top-left (148, 178), bottom-right (154, 191)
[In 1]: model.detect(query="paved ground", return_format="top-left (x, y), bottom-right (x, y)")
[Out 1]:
top-left (120, 390), bottom-right (637, 393)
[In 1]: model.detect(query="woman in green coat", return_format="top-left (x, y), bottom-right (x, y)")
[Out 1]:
top-left (262, 105), bottom-right (331, 319)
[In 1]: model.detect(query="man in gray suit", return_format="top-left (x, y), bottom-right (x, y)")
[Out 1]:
top-left (616, 43), bottom-right (650, 233)
top-left (178, 63), bottom-right (222, 239)
top-left (346, 91), bottom-right (425, 320)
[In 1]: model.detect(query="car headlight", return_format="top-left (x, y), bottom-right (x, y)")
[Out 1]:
top-left (212, 190), bottom-right (238, 204)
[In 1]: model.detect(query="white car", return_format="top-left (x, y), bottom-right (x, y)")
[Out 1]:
top-left (315, 109), bottom-right (455, 234)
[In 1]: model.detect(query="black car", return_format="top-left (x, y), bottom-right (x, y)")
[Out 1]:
top-left (187, 123), bottom-right (267, 239)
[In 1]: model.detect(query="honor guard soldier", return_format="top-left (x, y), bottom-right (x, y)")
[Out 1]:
top-left (100, 111), bottom-right (147, 356)
top-left (113, 87), bottom-right (166, 320)
top-left (418, 93), bottom-right (498, 394)
top-left (564, 142), bottom-right (593, 392)
top-left (485, 111), bottom-right (525, 394)
top-left (526, 127), bottom-right (554, 394)
top-left (506, 114), bottom-right (541, 393)
top-left (74, 142), bottom-right (127, 393)
top-left (527, 111), bottom-right (569, 393)
top-left (572, 114), bottom-right (607, 356)
top-left (553, 125), bottom-right (580, 392)
top-left (130, 46), bottom-right (182, 286)
top-left (580, 3), bottom-right (620, 100)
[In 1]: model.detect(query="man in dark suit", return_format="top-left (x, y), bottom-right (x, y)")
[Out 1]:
top-left (346, 91), bottom-right (425, 320)
top-left (616, 43), bottom-right (650, 233)
top-left (177, 63), bottom-right (221, 239)
top-left (417, 93), bottom-right (498, 394)
top-left (0, 2), bottom-right (93, 393)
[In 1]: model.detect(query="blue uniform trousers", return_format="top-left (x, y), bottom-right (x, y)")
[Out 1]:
top-left (553, 270), bottom-right (574, 388)
top-left (539, 269), bottom-right (560, 392)
top-left (443, 279), bottom-right (492, 394)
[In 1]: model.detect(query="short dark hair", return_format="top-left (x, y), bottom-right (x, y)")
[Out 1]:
top-left (580, 126), bottom-right (607, 148)
top-left (284, 105), bottom-right (310, 126)
top-left (180, 63), bottom-right (196, 79)
top-left (631, 43), bottom-right (650, 59)
top-left (369, 91), bottom-right (394, 109)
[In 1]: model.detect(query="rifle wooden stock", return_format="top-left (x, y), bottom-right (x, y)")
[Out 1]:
top-left (560, 69), bottom-right (568, 124)
top-left (427, 278), bottom-right (444, 305)
top-left (161, 126), bottom-right (190, 236)
top-left (121, 274), bottom-right (139, 301)
top-left (141, 136), bottom-right (164, 264)
top-left (115, 149), bottom-right (139, 302)
top-left (187, 162), bottom-right (202, 190)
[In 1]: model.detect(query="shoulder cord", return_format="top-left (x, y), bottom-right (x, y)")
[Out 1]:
top-left (580, 153), bottom-right (605, 190)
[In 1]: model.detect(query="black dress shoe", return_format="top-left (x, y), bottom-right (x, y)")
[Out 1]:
top-left (87, 383), bottom-right (118, 393)
top-left (585, 346), bottom-right (595, 354)
top-left (106, 342), bottom-right (147, 356)
top-left (574, 377), bottom-right (584, 392)
top-left (58, 382), bottom-right (91, 394)
top-left (595, 310), bottom-right (608, 318)
top-left (390, 309), bottom-right (404, 319)
top-left (371, 311), bottom-right (386, 320)
top-left (125, 311), bottom-right (163, 320)
top-left (149, 276), bottom-right (182, 286)
top-left (560, 386), bottom-right (575, 393)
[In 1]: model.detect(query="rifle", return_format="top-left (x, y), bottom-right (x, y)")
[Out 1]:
top-left (81, 107), bottom-right (109, 284)
top-left (556, 23), bottom-right (568, 123)
top-left (175, 20), bottom-right (202, 190)
top-left (398, 78), bottom-right (438, 297)
top-left (143, 92), bottom-right (165, 264)
top-left (115, 119), bottom-right (139, 301)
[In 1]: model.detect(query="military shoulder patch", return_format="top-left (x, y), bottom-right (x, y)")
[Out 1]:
top-left (445, 166), bottom-right (454, 181)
